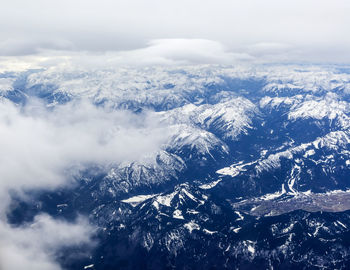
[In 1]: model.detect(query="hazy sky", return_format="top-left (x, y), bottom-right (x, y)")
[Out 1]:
top-left (0, 0), bottom-right (350, 64)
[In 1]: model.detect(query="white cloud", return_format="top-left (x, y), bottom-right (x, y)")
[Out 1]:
top-left (0, 98), bottom-right (171, 269)
top-left (111, 39), bottom-right (254, 65)
top-left (0, 99), bottom-right (170, 208)
top-left (0, 214), bottom-right (95, 270)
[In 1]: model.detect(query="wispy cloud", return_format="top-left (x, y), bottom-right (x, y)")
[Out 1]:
top-left (0, 99), bottom-right (170, 207)
top-left (0, 98), bottom-right (171, 269)
top-left (0, 214), bottom-right (95, 270)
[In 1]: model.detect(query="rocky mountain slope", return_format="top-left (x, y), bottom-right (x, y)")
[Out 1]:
top-left (3, 64), bottom-right (350, 269)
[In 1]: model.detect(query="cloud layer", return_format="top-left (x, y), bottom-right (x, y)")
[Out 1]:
top-left (0, 0), bottom-right (349, 63)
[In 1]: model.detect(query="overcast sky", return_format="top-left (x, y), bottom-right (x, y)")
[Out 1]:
top-left (0, 0), bottom-right (350, 64)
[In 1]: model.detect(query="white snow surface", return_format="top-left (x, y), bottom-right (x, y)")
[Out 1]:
top-left (199, 179), bottom-right (222, 189)
top-left (121, 194), bottom-right (159, 207)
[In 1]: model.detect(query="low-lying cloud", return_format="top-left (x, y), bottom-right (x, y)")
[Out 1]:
top-left (0, 98), bottom-right (171, 269)
top-left (0, 99), bottom-right (169, 206)
top-left (0, 214), bottom-right (95, 270)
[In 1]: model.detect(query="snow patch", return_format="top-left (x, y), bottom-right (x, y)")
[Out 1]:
top-left (173, 210), bottom-right (184, 220)
top-left (156, 191), bottom-right (178, 207)
top-left (184, 221), bottom-right (200, 233)
top-left (122, 194), bottom-right (158, 207)
top-left (199, 179), bottom-right (222, 189)
top-left (203, 228), bottom-right (217, 235)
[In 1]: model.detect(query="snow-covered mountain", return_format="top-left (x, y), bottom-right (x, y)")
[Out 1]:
top-left (3, 64), bottom-right (350, 269)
